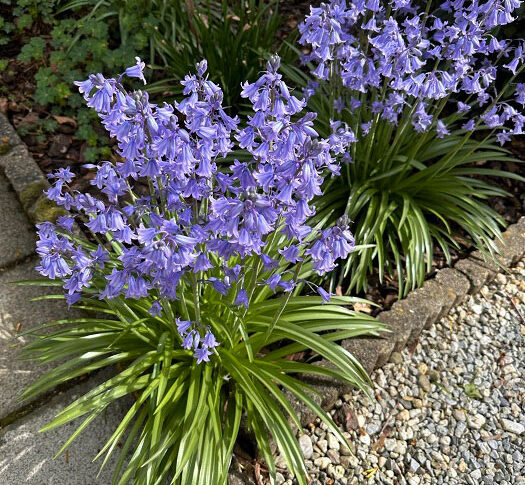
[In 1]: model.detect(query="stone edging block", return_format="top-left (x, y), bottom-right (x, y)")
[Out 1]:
top-left (454, 258), bottom-right (494, 294)
top-left (0, 114), bottom-right (65, 223)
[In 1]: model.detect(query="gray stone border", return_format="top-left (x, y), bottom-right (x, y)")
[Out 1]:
top-left (2, 113), bottom-right (525, 483)
top-left (0, 114), bottom-right (59, 224)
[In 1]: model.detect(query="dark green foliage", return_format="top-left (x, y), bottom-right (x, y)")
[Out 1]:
top-left (17, 36), bottom-right (46, 61)
top-left (1, 0), bottom-right (59, 45)
top-left (8, 0), bottom-right (142, 161)
top-left (60, 0), bottom-right (283, 110)
top-left (144, 0), bottom-right (283, 109)
top-left (0, 15), bottom-right (15, 46)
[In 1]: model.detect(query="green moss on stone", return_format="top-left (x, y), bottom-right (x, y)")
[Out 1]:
top-left (28, 194), bottom-right (67, 223)
top-left (0, 143), bottom-right (11, 155)
top-left (19, 179), bottom-right (49, 211)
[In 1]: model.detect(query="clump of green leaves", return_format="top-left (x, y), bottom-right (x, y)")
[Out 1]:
top-left (60, 0), bottom-right (284, 111)
top-left (17, 36), bottom-right (46, 61)
top-left (464, 379), bottom-right (483, 400)
top-left (145, 0), bottom-right (283, 109)
top-left (17, 116), bottom-right (58, 144)
top-left (281, 61), bottom-right (523, 299)
top-left (20, 288), bottom-right (382, 484)
top-left (0, 11), bottom-right (15, 46)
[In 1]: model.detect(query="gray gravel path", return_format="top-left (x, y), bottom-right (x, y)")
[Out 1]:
top-left (280, 260), bottom-right (525, 485)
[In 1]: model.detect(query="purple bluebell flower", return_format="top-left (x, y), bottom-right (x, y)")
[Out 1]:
top-left (261, 253), bottom-right (279, 271)
top-left (503, 45), bottom-right (523, 75)
top-left (56, 216), bottom-right (75, 232)
top-left (149, 301), bottom-right (162, 317)
top-left (267, 273), bottom-right (282, 291)
top-left (436, 120), bottom-right (450, 138)
top-left (123, 57), bottom-right (146, 84)
top-left (515, 83), bottom-right (525, 106)
top-left (37, 55), bottom-right (358, 364)
top-left (462, 119), bottom-right (476, 131)
top-left (234, 289), bottom-right (249, 308)
top-left (182, 330), bottom-right (196, 350)
top-left (457, 102), bottom-right (471, 114)
top-left (317, 286), bottom-right (332, 303)
top-left (279, 245), bottom-right (302, 263)
top-left (194, 346), bottom-right (213, 364)
top-left (176, 318), bottom-right (192, 335)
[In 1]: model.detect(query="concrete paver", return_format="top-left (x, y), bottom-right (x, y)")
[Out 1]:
top-left (0, 258), bottom-right (79, 417)
top-left (0, 371), bottom-right (132, 484)
top-left (1, 114), bottom-right (133, 484)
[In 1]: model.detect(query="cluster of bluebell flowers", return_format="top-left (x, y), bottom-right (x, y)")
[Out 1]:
top-left (299, 0), bottom-right (524, 144)
top-left (35, 55), bottom-right (357, 363)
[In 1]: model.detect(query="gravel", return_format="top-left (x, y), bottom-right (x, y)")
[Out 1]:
top-left (279, 260), bottom-right (525, 485)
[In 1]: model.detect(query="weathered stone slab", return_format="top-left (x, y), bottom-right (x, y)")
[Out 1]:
top-left (0, 114), bottom-right (63, 223)
top-left (0, 173), bottom-right (36, 268)
top-left (294, 360), bottom-right (340, 426)
top-left (434, 268), bottom-right (470, 306)
top-left (377, 300), bottom-right (413, 353)
top-left (455, 258), bottom-right (493, 294)
top-left (414, 278), bottom-right (454, 328)
top-left (0, 258), bottom-right (79, 417)
top-left (496, 216), bottom-right (525, 265)
top-left (0, 372), bottom-right (131, 484)
top-left (0, 113), bottom-right (22, 149)
top-left (372, 337), bottom-right (396, 369)
top-left (402, 287), bottom-right (440, 348)
top-left (342, 337), bottom-right (379, 375)
top-left (0, 144), bottom-right (47, 202)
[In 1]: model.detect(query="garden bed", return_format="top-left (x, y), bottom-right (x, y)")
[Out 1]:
top-left (1, 1), bottom-right (525, 484)
top-left (2, 1), bottom-right (524, 316)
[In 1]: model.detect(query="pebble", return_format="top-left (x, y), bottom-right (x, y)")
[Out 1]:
top-left (313, 457), bottom-right (330, 470)
top-left (366, 423), bottom-right (381, 435)
top-left (409, 458), bottom-right (420, 473)
top-left (418, 374), bottom-right (431, 392)
top-left (317, 439), bottom-right (327, 454)
top-left (327, 433), bottom-right (339, 450)
top-left (389, 352), bottom-right (404, 364)
top-left (471, 303), bottom-right (483, 314)
top-left (501, 418), bottom-right (524, 435)
top-left (471, 469), bottom-right (482, 480)
top-left (453, 409), bottom-right (466, 422)
top-left (333, 465), bottom-right (345, 479)
top-left (285, 260), bottom-right (525, 485)
top-left (359, 434), bottom-right (371, 446)
top-left (385, 438), bottom-right (396, 452)
top-left (398, 410), bottom-right (410, 421)
top-left (468, 414), bottom-right (486, 430)
top-left (299, 434), bottom-right (313, 459)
